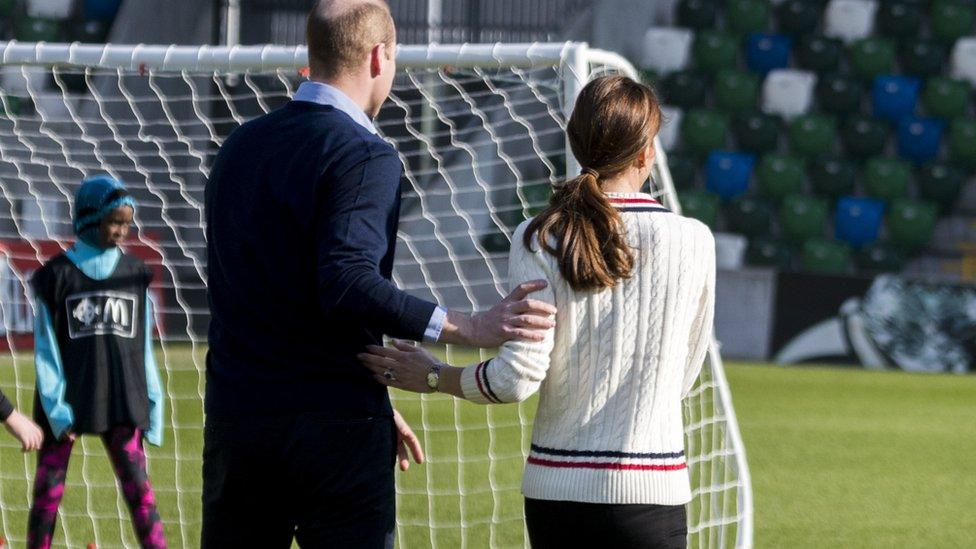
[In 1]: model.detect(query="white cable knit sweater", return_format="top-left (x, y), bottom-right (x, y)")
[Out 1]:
top-left (459, 192), bottom-right (716, 505)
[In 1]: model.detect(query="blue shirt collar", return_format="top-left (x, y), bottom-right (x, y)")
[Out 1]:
top-left (65, 239), bottom-right (121, 281)
top-left (292, 81), bottom-right (377, 134)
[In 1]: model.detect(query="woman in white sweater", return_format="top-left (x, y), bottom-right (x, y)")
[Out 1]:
top-left (359, 75), bottom-right (715, 548)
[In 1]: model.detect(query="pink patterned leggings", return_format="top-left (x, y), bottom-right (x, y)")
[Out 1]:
top-left (27, 425), bottom-right (167, 549)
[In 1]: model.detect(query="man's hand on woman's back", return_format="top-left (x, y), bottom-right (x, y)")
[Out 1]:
top-left (439, 280), bottom-right (556, 348)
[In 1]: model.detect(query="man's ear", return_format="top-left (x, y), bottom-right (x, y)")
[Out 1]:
top-left (370, 43), bottom-right (386, 78)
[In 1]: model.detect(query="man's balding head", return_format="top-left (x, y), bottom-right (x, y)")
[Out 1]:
top-left (306, 0), bottom-right (395, 80)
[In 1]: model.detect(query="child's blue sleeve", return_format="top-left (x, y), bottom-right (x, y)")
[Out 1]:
top-left (144, 292), bottom-right (164, 447)
top-left (33, 295), bottom-right (73, 438)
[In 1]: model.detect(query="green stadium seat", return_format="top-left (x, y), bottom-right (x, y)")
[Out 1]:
top-left (947, 119), bottom-right (976, 169)
top-left (757, 154), bottom-right (805, 202)
top-left (789, 114), bottom-right (837, 159)
top-left (810, 156), bottom-right (856, 200)
top-left (665, 152), bottom-right (699, 189)
top-left (856, 242), bottom-right (906, 272)
top-left (746, 237), bottom-right (793, 268)
top-left (795, 36), bottom-right (843, 74)
top-left (659, 71), bottom-right (708, 109)
top-left (887, 198), bottom-right (937, 251)
top-left (678, 189), bottom-right (720, 227)
top-left (843, 115), bottom-right (888, 159)
top-left (726, 196), bottom-right (773, 237)
top-left (777, 0), bottom-right (823, 36)
top-left (801, 238), bottom-right (851, 274)
top-left (876, 2), bottom-right (923, 40)
top-left (864, 156), bottom-right (912, 202)
top-left (733, 111), bottom-right (780, 154)
top-left (680, 109), bottom-right (729, 156)
top-left (781, 194), bottom-right (829, 244)
top-left (931, 0), bottom-right (975, 43)
top-left (678, 0), bottom-right (718, 30)
top-left (849, 37), bottom-right (896, 81)
top-left (728, 0), bottom-right (771, 36)
top-left (14, 16), bottom-right (62, 42)
top-left (715, 69), bottom-right (760, 113)
top-left (72, 17), bottom-right (110, 43)
top-left (917, 161), bottom-right (964, 212)
top-left (0, 0), bottom-right (15, 17)
top-left (816, 73), bottom-right (862, 114)
top-left (900, 40), bottom-right (946, 78)
top-left (923, 77), bottom-right (969, 120)
top-left (693, 31), bottom-right (738, 72)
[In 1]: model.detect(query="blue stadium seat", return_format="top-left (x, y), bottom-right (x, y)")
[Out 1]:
top-left (745, 33), bottom-right (793, 75)
top-left (84, 0), bottom-right (122, 21)
top-left (835, 196), bottom-right (885, 248)
top-left (897, 116), bottom-right (944, 165)
top-left (872, 75), bottom-right (920, 123)
top-left (706, 150), bottom-right (756, 200)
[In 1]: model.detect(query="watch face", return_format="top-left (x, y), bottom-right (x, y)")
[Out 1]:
top-left (426, 371), bottom-right (438, 389)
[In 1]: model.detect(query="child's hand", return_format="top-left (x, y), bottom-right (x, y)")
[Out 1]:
top-left (3, 410), bottom-right (43, 452)
top-left (59, 430), bottom-right (76, 443)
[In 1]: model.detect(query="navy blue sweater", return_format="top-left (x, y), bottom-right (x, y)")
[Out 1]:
top-left (205, 100), bottom-right (437, 418)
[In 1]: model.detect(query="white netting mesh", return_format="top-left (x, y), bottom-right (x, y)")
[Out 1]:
top-left (0, 43), bottom-right (750, 548)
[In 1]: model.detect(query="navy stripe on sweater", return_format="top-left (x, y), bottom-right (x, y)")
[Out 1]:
top-left (530, 444), bottom-right (685, 460)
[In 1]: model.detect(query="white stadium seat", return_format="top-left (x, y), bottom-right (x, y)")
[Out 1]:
top-left (659, 105), bottom-right (683, 151)
top-left (950, 38), bottom-right (976, 87)
top-left (26, 0), bottom-right (75, 20)
top-left (824, 0), bottom-right (879, 44)
top-left (640, 27), bottom-right (694, 75)
top-left (761, 69), bottom-right (817, 120)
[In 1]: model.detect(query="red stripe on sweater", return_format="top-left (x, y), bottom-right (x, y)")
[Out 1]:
top-left (607, 198), bottom-right (662, 205)
top-left (526, 456), bottom-right (687, 471)
top-left (473, 361), bottom-right (491, 401)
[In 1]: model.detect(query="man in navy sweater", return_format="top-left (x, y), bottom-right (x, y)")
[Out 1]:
top-left (202, 0), bottom-right (555, 546)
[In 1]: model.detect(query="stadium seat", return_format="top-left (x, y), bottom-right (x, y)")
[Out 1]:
top-left (824, 0), bottom-right (879, 43)
top-left (875, 1), bottom-right (922, 40)
top-left (810, 156), bottom-right (857, 199)
top-left (26, 0), bottom-right (74, 19)
top-left (800, 238), bottom-right (852, 274)
top-left (677, 0), bottom-right (718, 29)
top-left (680, 109), bottom-right (729, 156)
top-left (947, 118), bottom-right (976, 169)
top-left (931, 0), bottom-right (975, 44)
top-left (521, 183), bottom-right (552, 217)
top-left (0, 0), bottom-right (15, 17)
top-left (640, 27), bottom-right (694, 75)
top-left (762, 69), bottom-right (816, 120)
top-left (678, 189), bottom-right (720, 227)
top-left (745, 33), bottom-right (793, 75)
top-left (917, 161), bottom-right (964, 212)
top-left (789, 114), bottom-right (837, 159)
top-left (757, 154), bottom-right (805, 202)
top-left (715, 69), bottom-right (760, 113)
top-left (887, 198), bottom-right (937, 250)
top-left (659, 106), bottom-right (683, 151)
top-left (922, 77), bottom-right (969, 120)
top-left (856, 242), bottom-right (906, 272)
top-left (781, 194), bottom-right (829, 244)
top-left (949, 38), bottom-right (976, 87)
top-left (665, 152), bottom-right (699, 188)
top-left (795, 36), bottom-right (843, 74)
top-left (842, 115), bottom-right (888, 159)
top-left (777, 0), bottom-right (823, 36)
top-left (83, 0), bottom-right (123, 21)
top-left (896, 116), bottom-right (944, 165)
top-left (706, 151), bottom-right (756, 200)
top-left (864, 156), bottom-right (912, 201)
top-left (728, 0), bottom-right (771, 36)
top-left (902, 40), bottom-right (947, 79)
top-left (746, 236), bottom-right (793, 268)
top-left (817, 73), bottom-right (862, 114)
top-left (659, 71), bottom-right (708, 109)
top-left (850, 38), bottom-right (896, 81)
top-left (872, 75), bottom-right (920, 123)
top-left (14, 16), bottom-right (62, 42)
top-left (693, 31), bottom-right (738, 72)
top-left (726, 196), bottom-right (773, 237)
top-left (835, 196), bottom-right (885, 248)
top-left (72, 17), bottom-right (110, 43)
top-left (733, 111), bottom-right (780, 154)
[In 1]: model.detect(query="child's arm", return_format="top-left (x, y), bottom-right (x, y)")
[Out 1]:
top-left (143, 292), bottom-right (164, 447)
top-left (33, 295), bottom-right (74, 439)
top-left (0, 387), bottom-right (43, 451)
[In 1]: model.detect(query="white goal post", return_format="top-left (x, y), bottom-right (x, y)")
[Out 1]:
top-left (0, 40), bottom-right (752, 548)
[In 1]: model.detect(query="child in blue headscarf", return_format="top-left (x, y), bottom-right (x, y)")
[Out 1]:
top-left (28, 175), bottom-right (167, 548)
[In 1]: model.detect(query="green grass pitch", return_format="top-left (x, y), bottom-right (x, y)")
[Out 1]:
top-left (0, 346), bottom-right (973, 547)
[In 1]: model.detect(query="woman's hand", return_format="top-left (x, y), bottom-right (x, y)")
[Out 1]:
top-left (393, 409), bottom-right (424, 471)
top-left (3, 410), bottom-right (44, 452)
top-left (358, 340), bottom-right (443, 394)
